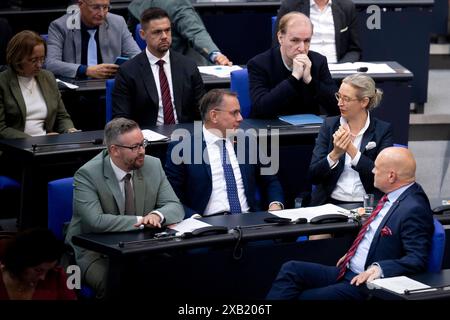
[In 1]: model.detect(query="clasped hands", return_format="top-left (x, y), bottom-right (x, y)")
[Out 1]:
top-left (329, 124), bottom-right (357, 162)
top-left (292, 54), bottom-right (312, 84)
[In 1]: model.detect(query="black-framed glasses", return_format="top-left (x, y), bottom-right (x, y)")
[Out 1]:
top-left (335, 92), bottom-right (359, 103)
top-left (114, 139), bottom-right (148, 152)
top-left (214, 108), bottom-right (241, 118)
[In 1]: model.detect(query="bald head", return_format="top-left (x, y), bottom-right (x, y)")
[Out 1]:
top-left (278, 12), bottom-right (313, 36)
top-left (373, 147), bottom-right (416, 193)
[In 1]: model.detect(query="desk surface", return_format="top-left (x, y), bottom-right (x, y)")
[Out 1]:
top-left (72, 211), bottom-right (358, 257)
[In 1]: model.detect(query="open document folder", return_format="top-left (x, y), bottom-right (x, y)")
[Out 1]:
top-left (141, 129), bottom-right (170, 142)
top-left (269, 204), bottom-right (350, 222)
top-left (198, 65), bottom-right (242, 78)
top-left (328, 62), bottom-right (396, 74)
top-left (367, 276), bottom-right (435, 295)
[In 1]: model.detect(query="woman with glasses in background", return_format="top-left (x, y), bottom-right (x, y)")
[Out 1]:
top-left (308, 73), bottom-right (393, 206)
top-left (0, 30), bottom-right (77, 139)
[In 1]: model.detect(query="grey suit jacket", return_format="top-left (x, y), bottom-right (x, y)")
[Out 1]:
top-left (275, 0), bottom-right (361, 63)
top-left (66, 150), bottom-right (184, 275)
top-left (0, 68), bottom-right (74, 139)
top-left (46, 11), bottom-right (141, 78)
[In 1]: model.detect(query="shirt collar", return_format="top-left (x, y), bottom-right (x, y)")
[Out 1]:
top-left (109, 158), bottom-right (133, 182)
top-left (386, 182), bottom-right (415, 204)
top-left (145, 48), bottom-right (170, 66)
top-left (310, 0), bottom-right (332, 9)
top-left (203, 125), bottom-right (229, 146)
top-left (339, 112), bottom-right (371, 137)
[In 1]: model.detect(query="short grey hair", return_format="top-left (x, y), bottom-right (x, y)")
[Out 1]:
top-left (342, 73), bottom-right (383, 110)
top-left (104, 118), bottom-right (140, 147)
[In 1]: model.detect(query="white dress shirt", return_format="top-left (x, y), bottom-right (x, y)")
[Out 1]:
top-left (309, 0), bottom-right (338, 63)
top-left (349, 183), bottom-right (414, 274)
top-left (202, 126), bottom-right (250, 216)
top-left (329, 113), bottom-right (370, 202)
top-left (109, 158), bottom-right (164, 223)
top-left (17, 75), bottom-right (47, 136)
top-left (145, 49), bottom-right (178, 125)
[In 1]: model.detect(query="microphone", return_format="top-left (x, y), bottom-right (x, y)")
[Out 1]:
top-left (31, 138), bottom-right (103, 152)
top-left (335, 67), bottom-right (368, 73)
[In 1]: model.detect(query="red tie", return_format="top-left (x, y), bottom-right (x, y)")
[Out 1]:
top-left (156, 60), bottom-right (175, 124)
top-left (336, 194), bottom-right (389, 280)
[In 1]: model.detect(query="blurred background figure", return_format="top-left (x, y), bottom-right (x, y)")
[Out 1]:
top-left (128, 0), bottom-right (232, 66)
top-left (0, 228), bottom-right (77, 300)
top-left (0, 30), bottom-right (77, 139)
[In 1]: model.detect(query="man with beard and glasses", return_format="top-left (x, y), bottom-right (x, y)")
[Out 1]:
top-left (65, 117), bottom-right (184, 298)
top-left (112, 7), bottom-right (205, 127)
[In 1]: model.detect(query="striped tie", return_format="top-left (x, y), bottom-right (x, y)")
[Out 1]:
top-left (336, 194), bottom-right (389, 280)
top-left (156, 60), bottom-right (175, 124)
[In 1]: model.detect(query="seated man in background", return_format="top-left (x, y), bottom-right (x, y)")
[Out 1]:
top-left (248, 12), bottom-right (338, 119)
top-left (66, 118), bottom-right (184, 298)
top-left (112, 7), bottom-right (204, 127)
top-left (165, 89), bottom-right (284, 218)
top-left (128, 0), bottom-right (232, 66)
top-left (267, 147), bottom-right (434, 300)
top-left (46, 0), bottom-right (141, 79)
top-left (275, 0), bottom-right (361, 63)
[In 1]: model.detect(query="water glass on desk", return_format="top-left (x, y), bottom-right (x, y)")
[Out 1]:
top-left (363, 194), bottom-right (375, 215)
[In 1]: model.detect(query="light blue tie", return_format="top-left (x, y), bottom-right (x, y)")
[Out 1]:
top-left (219, 139), bottom-right (242, 214)
top-left (87, 29), bottom-right (97, 66)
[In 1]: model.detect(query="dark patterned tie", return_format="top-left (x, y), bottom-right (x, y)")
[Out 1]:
top-left (156, 60), bottom-right (175, 124)
top-left (219, 140), bottom-right (241, 214)
top-left (336, 194), bottom-right (389, 280)
top-left (124, 173), bottom-right (135, 215)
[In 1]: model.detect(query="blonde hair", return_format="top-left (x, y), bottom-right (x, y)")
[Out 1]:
top-left (342, 73), bottom-right (383, 110)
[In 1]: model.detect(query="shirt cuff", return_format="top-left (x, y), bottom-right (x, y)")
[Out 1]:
top-left (350, 151), bottom-right (362, 166)
top-left (269, 201), bottom-right (284, 210)
top-left (371, 262), bottom-right (384, 278)
top-left (327, 154), bottom-right (339, 169)
top-left (76, 65), bottom-right (88, 78)
top-left (209, 51), bottom-right (221, 63)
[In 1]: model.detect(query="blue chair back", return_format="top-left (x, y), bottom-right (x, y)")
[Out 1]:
top-left (230, 69), bottom-right (251, 118)
top-left (47, 177), bottom-right (74, 241)
top-left (271, 16), bottom-right (277, 38)
top-left (105, 79), bottom-right (115, 123)
top-left (427, 218), bottom-right (446, 273)
top-left (40, 34), bottom-right (48, 42)
top-left (134, 23), bottom-right (146, 50)
top-left (0, 176), bottom-right (20, 189)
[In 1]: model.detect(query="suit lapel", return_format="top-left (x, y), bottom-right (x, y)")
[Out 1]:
top-left (8, 70), bottom-right (27, 123)
top-left (133, 169), bottom-right (145, 216)
top-left (359, 119), bottom-right (375, 153)
top-left (139, 53), bottom-right (159, 107)
top-left (103, 154), bottom-right (125, 214)
top-left (201, 136), bottom-right (212, 180)
top-left (331, 2), bottom-right (344, 59)
top-left (169, 52), bottom-right (183, 120)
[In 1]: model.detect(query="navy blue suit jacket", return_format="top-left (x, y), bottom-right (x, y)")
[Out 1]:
top-left (112, 50), bottom-right (205, 127)
top-left (165, 134), bottom-right (284, 217)
top-left (364, 183), bottom-right (434, 276)
top-left (309, 115), bottom-right (393, 205)
top-left (247, 47), bottom-right (339, 118)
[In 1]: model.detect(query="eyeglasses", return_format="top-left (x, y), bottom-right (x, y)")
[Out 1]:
top-left (114, 139), bottom-right (148, 152)
top-left (27, 57), bottom-right (45, 65)
top-left (84, 2), bottom-right (111, 12)
top-left (335, 92), bottom-right (359, 103)
top-left (214, 109), bottom-right (241, 118)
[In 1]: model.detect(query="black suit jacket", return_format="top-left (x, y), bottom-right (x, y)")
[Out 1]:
top-left (247, 47), bottom-right (338, 118)
top-left (275, 0), bottom-right (361, 63)
top-left (112, 50), bottom-right (205, 127)
top-left (309, 115), bottom-right (393, 205)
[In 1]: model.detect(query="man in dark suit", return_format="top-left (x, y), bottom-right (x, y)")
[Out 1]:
top-left (165, 89), bottom-right (284, 217)
top-left (248, 12), bottom-right (338, 119)
top-left (267, 147), bottom-right (434, 300)
top-left (112, 7), bottom-right (204, 127)
top-left (275, 0), bottom-right (361, 63)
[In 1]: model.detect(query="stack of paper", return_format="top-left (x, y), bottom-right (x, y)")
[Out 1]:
top-left (168, 218), bottom-right (212, 235)
top-left (198, 65), bottom-right (242, 78)
top-left (367, 276), bottom-right (435, 295)
top-left (269, 204), bottom-right (350, 222)
top-left (142, 129), bottom-right (169, 142)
